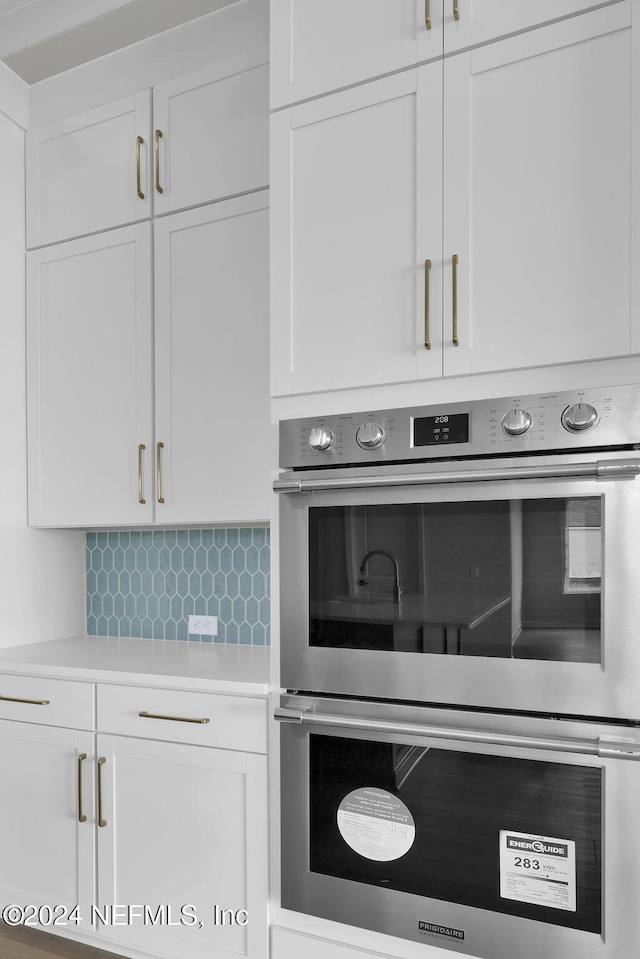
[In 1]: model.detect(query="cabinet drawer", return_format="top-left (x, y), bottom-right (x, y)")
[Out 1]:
top-left (0, 674), bottom-right (94, 730)
top-left (97, 684), bottom-right (267, 753)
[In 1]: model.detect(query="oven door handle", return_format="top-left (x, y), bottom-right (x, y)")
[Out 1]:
top-left (273, 457), bottom-right (640, 493)
top-left (275, 707), bottom-right (640, 761)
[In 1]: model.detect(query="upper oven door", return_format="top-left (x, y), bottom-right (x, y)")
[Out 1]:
top-left (278, 450), bottom-right (640, 719)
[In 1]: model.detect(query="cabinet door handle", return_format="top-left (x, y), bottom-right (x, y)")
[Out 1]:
top-left (97, 757), bottom-right (107, 828)
top-left (451, 254), bottom-right (459, 346)
top-left (135, 135), bottom-right (145, 199)
top-left (424, 259), bottom-right (432, 349)
top-left (453, 0), bottom-right (460, 21)
top-left (0, 693), bottom-right (49, 705)
top-left (156, 442), bottom-right (165, 504)
top-left (155, 129), bottom-right (164, 194)
top-left (138, 443), bottom-right (146, 504)
top-left (139, 710), bottom-right (210, 725)
top-left (425, 0), bottom-right (432, 29)
top-left (77, 752), bottom-right (87, 823)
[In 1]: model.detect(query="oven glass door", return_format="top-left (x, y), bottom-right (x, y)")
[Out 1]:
top-left (279, 705), bottom-right (640, 959)
top-left (310, 495), bottom-right (601, 663)
top-left (280, 456), bottom-right (640, 717)
top-left (309, 733), bottom-right (601, 933)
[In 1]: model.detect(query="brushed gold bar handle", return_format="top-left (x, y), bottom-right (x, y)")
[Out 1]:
top-left (453, 0), bottom-right (460, 21)
top-left (139, 710), bottom-right (210, 725)
top-left (77, 753), bottom-right (87, 823)
top-left (155, 129), bottom-right (164, 194)
top-left (425, 0), bottom-right (432, 29)
top-left (0, 693), bottom-right (49, 705)
top-left (135, 136), bottom-right (144, 199)
top-left (424, 259), bottom-right (432, 349)
top-left (452, 254), bottom-right (459, 346)
top-left (156, 442), bottom-right (165, 504)
top-left (97, 757), bottom-right (106, 828)
top-left (138, 443), bottom-right (146, 504)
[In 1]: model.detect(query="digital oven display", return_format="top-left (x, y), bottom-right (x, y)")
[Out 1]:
top-left (413, 413), bottom-right (469, 447)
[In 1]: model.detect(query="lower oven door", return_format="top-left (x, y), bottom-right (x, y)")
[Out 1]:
top-left (277, 696), bottom-right (640, 959)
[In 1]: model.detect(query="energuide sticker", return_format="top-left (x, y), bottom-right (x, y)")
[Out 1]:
top-left (337, 787), bottom-right (415, 862)
top-left (499, 830), bottom-right (576, 912)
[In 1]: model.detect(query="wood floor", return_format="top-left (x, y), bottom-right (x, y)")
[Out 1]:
top-left (0, 922), bottom-right (126, 959)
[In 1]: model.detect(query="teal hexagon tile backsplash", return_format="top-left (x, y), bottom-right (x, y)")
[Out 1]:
top-left (86, 528), bottom-right (270, 644)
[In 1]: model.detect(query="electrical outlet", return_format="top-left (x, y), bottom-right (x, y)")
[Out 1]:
top-left (188, 614), bottom-right (218, 636)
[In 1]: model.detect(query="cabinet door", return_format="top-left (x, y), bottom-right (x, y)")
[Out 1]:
top-left (271, 66), bottom-right (443, 395)
top-left (270, 0), bottom-right (442, 108)
top-left (0, 722), bottom-right (94, 930)
top-left (97, 735), bottom-right (268, 959)
top-left (26, 92), bottom-right (151, 248)
top-left (27, 224), bottom-right (153, 527)
top-left (153, 51), bottom-right (269, 215)
top-left (154, 193), bottom-right (271, 525)
top-left (443, 3), bottom-right (634, 377)
top-left (444, 0), bottom-right (621, 53)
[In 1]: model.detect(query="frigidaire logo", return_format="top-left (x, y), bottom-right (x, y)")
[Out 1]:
top-left (418, 921), bottom-right (465, 941)
top-left (506, 837), bottom-right (568, 858)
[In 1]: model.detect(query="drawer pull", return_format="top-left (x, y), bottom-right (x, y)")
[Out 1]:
top-left (451, 253), bottom-right (459, 346)
top-left (155, 129), bottom-right (164, 194)
top-left (139, 710), bottom-right (210, 724)
top-left (138, 443), bottom-right (146, 504)
top-left (77, 753), bottom-right (87, 823)
top-left (424, 258), bottom-right (432, 349)
top-left (135, 135), bottom-right (144, 199)
top-left (0, 694), bottom-right (50, 706)
top-left (156, 441), bottom-right (165, 504)
top-left (97, 757), bottom-right (107, 828)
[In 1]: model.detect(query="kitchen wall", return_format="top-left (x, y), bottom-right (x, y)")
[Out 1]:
top-left (86, 527), bottom-right (270, 644)
top-left (0, 63), bottom-right (86, 650)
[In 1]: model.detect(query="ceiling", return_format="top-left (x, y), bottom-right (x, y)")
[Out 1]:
top-left (0, 0), bottom-right (236, 84)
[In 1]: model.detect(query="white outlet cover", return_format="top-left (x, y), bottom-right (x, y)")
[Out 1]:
top-left (188, 614), bottom-right (218, 636)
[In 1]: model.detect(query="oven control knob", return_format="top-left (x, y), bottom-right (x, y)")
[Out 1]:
top-left (562, 402), bottom-right (598, 433)
top-left (308, 426), bottom-right (334, 451)
top-left (501, 408), bottom-right (532, 436)
top-left (356, 422), bottom-right (385, 450)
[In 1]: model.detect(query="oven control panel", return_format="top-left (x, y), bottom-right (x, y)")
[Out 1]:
top-left (279, 384), bottom-right (640, 469)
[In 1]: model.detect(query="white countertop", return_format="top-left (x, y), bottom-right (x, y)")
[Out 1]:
top-left (0, 636), bottom-right (271, 695)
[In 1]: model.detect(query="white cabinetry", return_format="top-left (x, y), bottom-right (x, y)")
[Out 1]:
top-left (153, 51), bottom-right (269, 216)
top-left (26, 93), bottom-right (151, 248)
top-left (26, 225), bottom-right (153, 527)
top-left (96, 684), bottom-right (268, 959)
top-left (271, 2), bottom-right (636, 395)
top-left (27, 102), bottom-right (270, 527)
top-left (154, 193), bottom-right (271, 525)
top-left (26, 52), bottom-right (268, 248)
top-left (0, 676), bottom-right (95, 931)
top-left (0, 668), bottom-right (268, 959)
top-left (270, 0), bottom-right (610, 106)
top-left (271, 68), bottom-right (441, 394)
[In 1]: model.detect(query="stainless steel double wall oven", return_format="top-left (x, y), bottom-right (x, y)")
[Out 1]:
top-left (275, 384), bottom-right (640, 959)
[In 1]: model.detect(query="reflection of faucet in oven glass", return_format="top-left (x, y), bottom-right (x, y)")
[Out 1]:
top-left (358, 550), bottom-right (402, 604)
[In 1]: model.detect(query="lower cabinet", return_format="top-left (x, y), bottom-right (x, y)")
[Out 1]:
top-left (0, 720), bottom-right (95, 930)
top-left (271, 927), bottom-right (399, 959)
top-left (0, 673), bottom-right (269, 959)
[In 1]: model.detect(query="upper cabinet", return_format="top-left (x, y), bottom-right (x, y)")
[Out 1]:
top-left (270, 1), bottom-right (637, 395)
top-left (153, 51), bottom-right (269, 216)
top-left (26, 92), bottom-right (151, 249)
top-left (270, 0), bottom-right (441, 109)
top-left (270, 0), bottom-right (610, 108)
top-left (26, 51), bottom-right (269, 248)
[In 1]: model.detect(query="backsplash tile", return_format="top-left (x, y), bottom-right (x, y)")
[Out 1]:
top-left (86, 528), bottom-right (270, 644)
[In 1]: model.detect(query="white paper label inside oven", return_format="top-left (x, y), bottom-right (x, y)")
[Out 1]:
top-left (499, 830), bottom-right (576, 911)
top-left (337, 787), bottom-right (415, 862)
